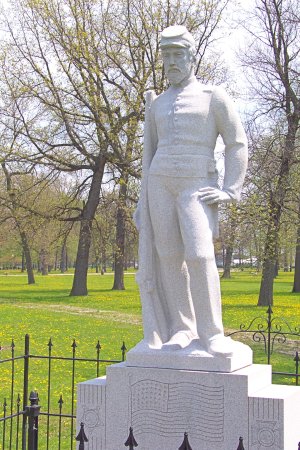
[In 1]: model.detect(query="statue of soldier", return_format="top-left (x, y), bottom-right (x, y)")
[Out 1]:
top-left (134, 25), bottom-right (248, 357)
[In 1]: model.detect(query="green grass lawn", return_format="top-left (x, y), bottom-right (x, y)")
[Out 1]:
top-left (0, 269), bottom-right (299, 448)
top-left (0, 270), bottom-right (299, 365)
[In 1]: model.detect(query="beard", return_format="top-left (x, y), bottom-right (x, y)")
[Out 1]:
top-left (166, 65), bottom-right (192, 86)
top-left (167, 68), bottom-right (185, 85)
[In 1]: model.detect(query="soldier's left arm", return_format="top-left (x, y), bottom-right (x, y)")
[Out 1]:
top-left (211, 86), bottom-right (248, 202)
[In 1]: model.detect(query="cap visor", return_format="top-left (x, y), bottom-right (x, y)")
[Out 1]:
top-left (160, 42), bottom-right (187, 48)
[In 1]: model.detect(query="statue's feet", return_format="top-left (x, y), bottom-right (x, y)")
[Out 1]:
top-left (205, 336), bottom-right (238, 357)
top-left (161, 331), bottom-right (194, 351)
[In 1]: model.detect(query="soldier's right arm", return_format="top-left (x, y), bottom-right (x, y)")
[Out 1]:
top-left (133, 91), bottom-right (158, 230)
top-left (142, 90), bottom-right (158, 170)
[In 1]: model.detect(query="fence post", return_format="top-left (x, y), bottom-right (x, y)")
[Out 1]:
top-left (58, 395), bottom-right (64, 450)
top-left (46, 338), bottom-right (53, 450)
top-left (22, 334), bottom-right (30, 450)
top-left (76, 422), bottom-right (88, 450)
top-left (2, 398), bottom-right (7, 449)
top-left (266, 305), bottom-right (273, 364)
top-left (294, 352), bottom-right (299, 386)
top-left (16, 394), bottom-right (21, 450)
top-left (70, 339), bottom-right (77, 450)
top-left (10, 339), bottom-right (16, 449)
top-left (96, 340), bottom-right (101, 378)
top-left (25, 391), bottom-right (40, 450)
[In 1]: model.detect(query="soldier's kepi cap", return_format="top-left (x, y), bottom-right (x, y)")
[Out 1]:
top-left (160, 25), bottom-right (195, 49)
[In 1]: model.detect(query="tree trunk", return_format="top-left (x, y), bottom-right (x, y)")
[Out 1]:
top-left (253, 232), bottom-right (261, 271)
top-left (258, 257), bottom-right (275, 306)
top-left (21, 251), bottom-right (25, 273)
top-left (221, 206), bottom-right (237, 279)
top-left (222, 245), bottom-right (233, 279)
top-left (70, 219), bottom-right (92, 295)
top-left (293, 206), bottom-right (300, 293)
top-left (274, 258), bottom-right (279, 278)
top-left (70, 157), bottom-right (106, 296)
top-left (283, 237), bottom-right (289, 272)
top-left (1, 163), bottom-right (35, 284)
top-left (101, 247), bottom-right (107, 273)
top-left (257, 118), bottom-right (296, 305)
top-left (60, 240), bottom-right (67, 273)
top-left (238, 246), bottom-right (243, 267)
top-left (40, 248), bottom-right (49, 275)
top-left (112, 181), bottom-right (127, 290)
top-left (258, 213), bottom-right (279, 306)
top-left (95, 257), bottom-right (99, 273)
top-left (20, 231), bottom-right (35, 284)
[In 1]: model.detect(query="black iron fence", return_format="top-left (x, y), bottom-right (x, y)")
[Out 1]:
top-left (1, 307), bottom-right (300, 449)
top-left (0, 334), bottom-right (124, 449)
top-left (227, 305), bottom-right (300, 385)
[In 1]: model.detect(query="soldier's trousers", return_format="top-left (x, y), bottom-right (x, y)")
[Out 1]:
top-left (147, 173), bottom-right (224, 345)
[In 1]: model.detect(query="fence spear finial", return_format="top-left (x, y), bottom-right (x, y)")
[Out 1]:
top-left (76, 422), bottom-right (88, 450)
top-left (178, 432), bottom-right (193, 450)
top-left (124, 427), bottom-right (138, 448)
top-left (121, 341), bottom-right (127, 361)
top-left (237, 436), bottom-right (245, 450)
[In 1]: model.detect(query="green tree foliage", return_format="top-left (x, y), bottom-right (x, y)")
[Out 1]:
top-left (240, 0), bottom-right (300, 305)
top-left (0, 0), bottom-right (231, 294)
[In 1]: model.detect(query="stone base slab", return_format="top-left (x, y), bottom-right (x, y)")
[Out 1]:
top-left (126, 339), bottom-right (253, 372)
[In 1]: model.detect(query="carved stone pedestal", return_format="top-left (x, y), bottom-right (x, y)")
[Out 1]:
top-left (76, 362), bottom-right (300, 450)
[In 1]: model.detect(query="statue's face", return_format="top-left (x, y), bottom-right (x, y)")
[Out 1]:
top-left (161, 46), bottom-right (194, 86)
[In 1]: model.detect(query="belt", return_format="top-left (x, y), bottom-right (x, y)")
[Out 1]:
top-left (149, 154), bottom-right (217, 178)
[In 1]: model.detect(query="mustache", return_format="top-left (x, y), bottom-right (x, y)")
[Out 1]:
top-left (167, 67), bottom-right (181, 73)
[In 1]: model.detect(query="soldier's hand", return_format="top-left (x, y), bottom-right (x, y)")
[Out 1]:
top-left (198, 187), bottom-right (231, 205)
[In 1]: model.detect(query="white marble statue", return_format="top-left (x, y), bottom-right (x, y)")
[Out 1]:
top-left (134, 25), bottom-right (248, 357)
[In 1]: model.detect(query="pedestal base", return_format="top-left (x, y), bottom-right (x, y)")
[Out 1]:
top-left (126, 338), bottom-right (253, 372)
top-left (76, 362), bottom-right (300, 450)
